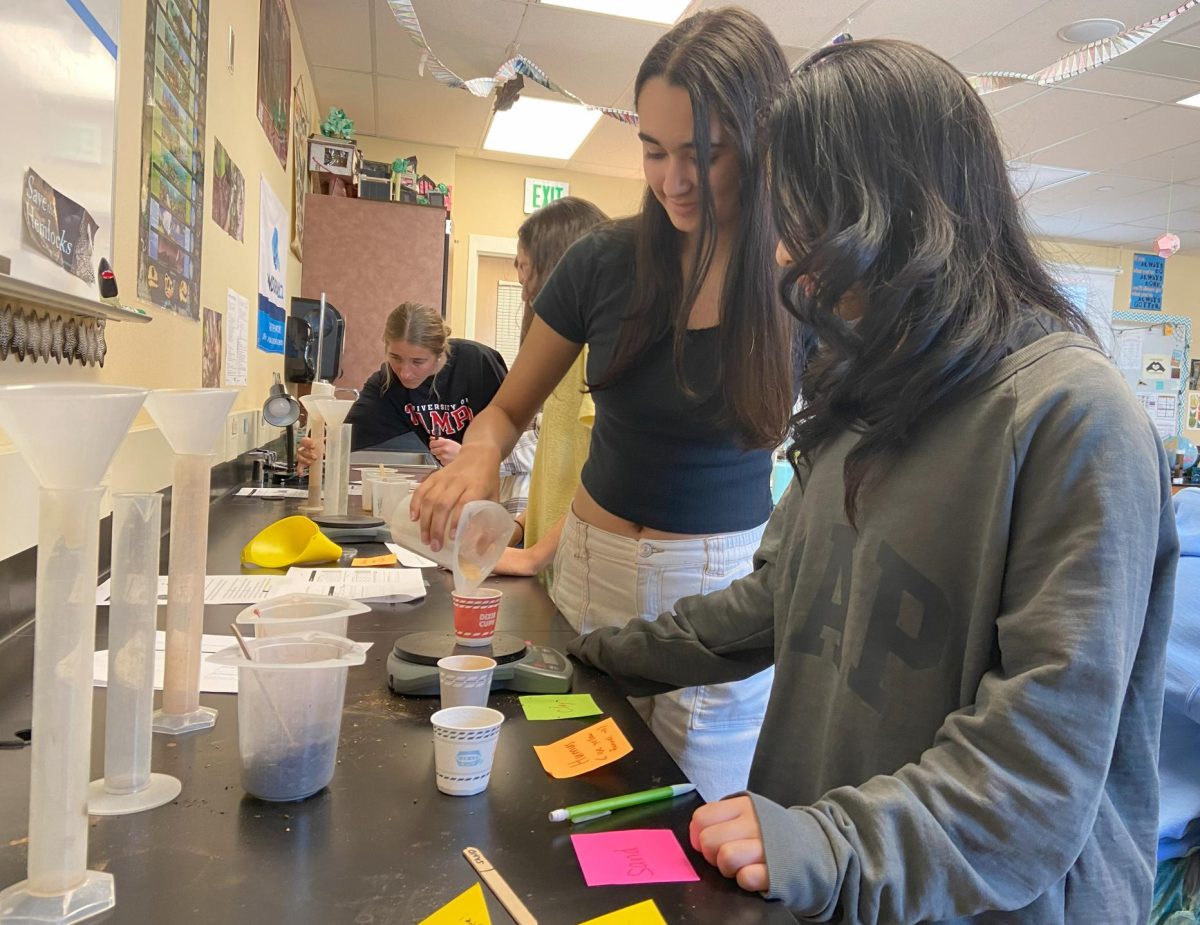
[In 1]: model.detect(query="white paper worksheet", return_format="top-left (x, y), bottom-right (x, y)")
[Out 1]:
top-left (96, 575), bottom-right (287, 606)
top-left (93, 631), bottom-right (239, 693)
top-left (280, 567), bottom-right (426, 602)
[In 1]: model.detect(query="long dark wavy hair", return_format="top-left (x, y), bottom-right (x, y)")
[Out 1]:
top-left (768, 39), bottom-right (1095, 523)
top-left (591, 7), bottom-right (794, 449)
top-left (517, 197), bottom-right (608, 343)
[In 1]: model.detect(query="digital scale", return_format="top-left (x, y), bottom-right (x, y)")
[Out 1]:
top-left (309, 513), bottom-right (392, 545)
top-left (387, 631), bottom-right (573, 696)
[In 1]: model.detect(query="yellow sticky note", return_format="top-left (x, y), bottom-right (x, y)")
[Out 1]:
top-left (351, 553), bottom-right (397, 567)
top-left (533, 717), bottom-right (632, 779)
top-left (578, 899), bottom-right (667, 925)
top-left (417, 883), bottom-right (491, 925)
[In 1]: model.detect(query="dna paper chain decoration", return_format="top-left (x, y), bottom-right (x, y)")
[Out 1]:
top-left (385, 0), bottom-right (639, 125)
top-left (970, 0), bottom-right (1199, 94)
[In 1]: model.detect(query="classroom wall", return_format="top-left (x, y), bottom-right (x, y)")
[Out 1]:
top-left (0, 0), bottom-right (319, 559)
top-left (1040, 238), bottom-right (1200, 440)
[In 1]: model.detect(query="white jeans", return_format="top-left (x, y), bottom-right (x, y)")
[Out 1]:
top-left (551, 510), bottom-right (773, 801)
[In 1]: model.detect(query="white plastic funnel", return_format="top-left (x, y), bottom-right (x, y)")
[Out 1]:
top-left (0, 383), bottom-right (146, 489)
top-left (144, 388), bottom-right (237, 455)
top-left (0, 383), bottom-right (147, 925)
top-left (309, 398), bottom-right (354, 516)
top-left (297, 382), bottom-right (334, 514)
top-left (145, 388), bottom-right (237, 736)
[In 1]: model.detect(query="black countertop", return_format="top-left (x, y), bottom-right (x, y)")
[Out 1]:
top-left (0, 491), bottom-right (790, 924)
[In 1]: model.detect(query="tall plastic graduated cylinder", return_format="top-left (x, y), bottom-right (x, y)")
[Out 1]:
top-left (88, 493), bottom-right (181, 815)
top-left (297, 382), bottom-right (334, 513)
top-left (309, 398), bottom-right (353, 517)
top-left (0, 383), bottom-right (148, 925)
top-left (145, 389), bottom-right (237, 735)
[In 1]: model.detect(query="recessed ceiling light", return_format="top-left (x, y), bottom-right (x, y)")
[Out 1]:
top-left (483, 97), bottom-right (602, 160)
top-left (539, 0), bottom-right (692, 26)
top-left (1178, 90), bottom-right (1200, 108)
top-left (1056, 18), bottom-right (1124, 44)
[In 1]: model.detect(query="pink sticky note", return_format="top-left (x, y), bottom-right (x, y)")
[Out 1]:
top-left (570, 829), bottom-right (700, 887)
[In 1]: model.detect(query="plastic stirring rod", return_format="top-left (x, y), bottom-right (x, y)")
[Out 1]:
top-left (229, 625), bottom-right (297, 746)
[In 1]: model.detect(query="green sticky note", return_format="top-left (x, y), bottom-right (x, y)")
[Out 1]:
top-left (519, 694), bottom-right (603, 721)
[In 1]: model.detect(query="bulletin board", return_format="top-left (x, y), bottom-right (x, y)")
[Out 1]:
top-left (1112, 310), bottom-right (1191, 439)
top-left (0, 0), bottom-right (119, 300)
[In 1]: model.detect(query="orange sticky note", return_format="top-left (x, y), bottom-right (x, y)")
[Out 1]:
top-left (351, 553), bottom-right (397, 567)
top-left (533, 717), bottom-right (632, 778)
top-left (417, 883), bottom-right (491, 924)
top-left (578, 899), bottom-right (667, 925)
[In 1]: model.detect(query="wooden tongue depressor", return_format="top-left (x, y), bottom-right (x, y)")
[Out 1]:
top-left (462, 847), bottom-right (538, 925)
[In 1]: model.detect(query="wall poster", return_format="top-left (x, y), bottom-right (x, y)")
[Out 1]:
top-left (202, 306), bottom-right (222, 387)
top-left (290, 76), bottom-right (309, 259)
top-left (135, 0), bottom-right (209, 320)
top-left (258, 176), bottom-right (288, 354)
top-left (211, 138), bottom-right (245, 241)
top-left (256, 0), bottom-right (291, 169)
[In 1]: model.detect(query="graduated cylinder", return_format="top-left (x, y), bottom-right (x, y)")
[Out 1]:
top-left (155, 453), bottom-right (214, 728)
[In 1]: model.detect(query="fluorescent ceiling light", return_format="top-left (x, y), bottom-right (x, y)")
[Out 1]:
top-left (483, 97), bottom-right (602, 160)
top-left (1178, 90), bottom-right (1200, 108)
top-left (540, 0), bottom-right (692, 26)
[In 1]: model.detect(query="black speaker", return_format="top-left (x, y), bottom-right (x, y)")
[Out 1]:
top-left (287, 297), bottom-right (345, 383)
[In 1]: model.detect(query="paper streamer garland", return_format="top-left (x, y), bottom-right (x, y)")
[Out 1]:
top-left (970, 0), bottom-right (1199, 94)
top-left (385, 0), bottom-right (639, 125)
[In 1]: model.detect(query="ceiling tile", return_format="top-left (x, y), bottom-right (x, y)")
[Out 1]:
top-left (375, 74), bottom-right (492, 149)
top-left (1020, 104), bottom-right (1200, 172)
top-left (850, 0), bottom-right (1044, 61)
top-left (398, 0), bottom-right (527, 81)
top-left (571, 116), bottom-right (642, 175)
top-left (1128, 208), bottom-right (1200, 232)
top-left (1008, 162), bottom-right (1089, 197)
top-left (311, 66), bottom-right (377, 135)
top-left (1022, 172), bottom-right (1165, 213)
top-left (372, 0), bottom-right (429, 80)
top-left (1111, 138), bottom-right (1200, 182)
top-left (690, 0), bottom-right (860, 48)
top-left (1170, 20), bottom-right (1200, 47)
top-left (993, 88), bottom-right (1153, 158)
top-left (514, 4), bottom-right (664, 106)
top-left (1065, 67), bottom-right (1200, 103)
top-left (1073, 223), bottom-right (1164, 247)
top-left (293, 0), bottom-right (373, 72)
top-left (1102, 35), bottom-right (1200, 82)
top-left (952, 0), bottom-right (1181, 75)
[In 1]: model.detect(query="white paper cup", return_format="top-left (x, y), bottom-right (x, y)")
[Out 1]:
top-left (437, 655), bottom-right (497, 708)
top-left (431, 706), bottom-right (504, 796)
top-left (373, 477), bottom-right (414, 519)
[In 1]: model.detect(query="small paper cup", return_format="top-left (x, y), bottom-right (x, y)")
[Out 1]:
top-left (451, 588), bottom-right (502, 647)
top-left (431, 706), bottom-right (505, 796)
top-left (437, 655), bottom-right (497, 708)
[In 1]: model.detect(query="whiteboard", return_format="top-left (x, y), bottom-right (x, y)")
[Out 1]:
top-left (0, 0), bottom-right (119, 300)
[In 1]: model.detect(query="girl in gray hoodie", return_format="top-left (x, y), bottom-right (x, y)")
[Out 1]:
top-left (570, 38), bottom-right (1177, 925)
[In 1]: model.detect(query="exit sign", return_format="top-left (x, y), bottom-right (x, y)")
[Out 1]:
top-left (524, 178), bottom-right (569, 214)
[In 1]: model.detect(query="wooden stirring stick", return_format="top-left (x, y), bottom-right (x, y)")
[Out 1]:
top-left (229, 623), bottom-right (297, 746)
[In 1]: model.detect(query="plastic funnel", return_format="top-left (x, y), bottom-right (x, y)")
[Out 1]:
top-left (0, 384), bottom-right (147, 489)
top-left (235, 593), bottom-right (369, 638)
top-left (240, 516), bottom-right (342, 568)
top-left (308, 396), bottom-right (352, 428)
top-left (145, 388), bottom-right (237, 455)
top-left (0, 383), bottom-right (147, 925)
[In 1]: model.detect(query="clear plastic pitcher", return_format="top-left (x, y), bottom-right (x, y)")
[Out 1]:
top-left (389, 499), bottom-right (514, 593)
top-left (208, 632), bottom-right (367, 802)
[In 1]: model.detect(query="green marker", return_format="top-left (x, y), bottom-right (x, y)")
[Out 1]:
top-left (548, 783), bottom-right (697, 824)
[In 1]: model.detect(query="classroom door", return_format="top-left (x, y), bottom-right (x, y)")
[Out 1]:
top-left (474, 255), bottom-right (519, 352)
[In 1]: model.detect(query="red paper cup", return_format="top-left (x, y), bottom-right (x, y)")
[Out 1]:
top-left (451, 588), bottom-right (502, 647)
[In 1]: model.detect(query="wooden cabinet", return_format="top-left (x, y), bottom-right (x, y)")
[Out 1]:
top-left (300, 196), bottom-right (447, 391)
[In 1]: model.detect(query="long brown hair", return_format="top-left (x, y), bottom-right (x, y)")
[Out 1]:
top-left (590, 7), bottom-right (794, 449)
top-left (380, 302), bottom-right (451, 392)
top-left (769, 40), bottom-right (1095, 524)
top-left (517, 197), bottom-right (608, 342)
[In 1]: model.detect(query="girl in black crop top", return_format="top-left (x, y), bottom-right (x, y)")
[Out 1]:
top-left (412, 8), bottom-right (798, 801)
